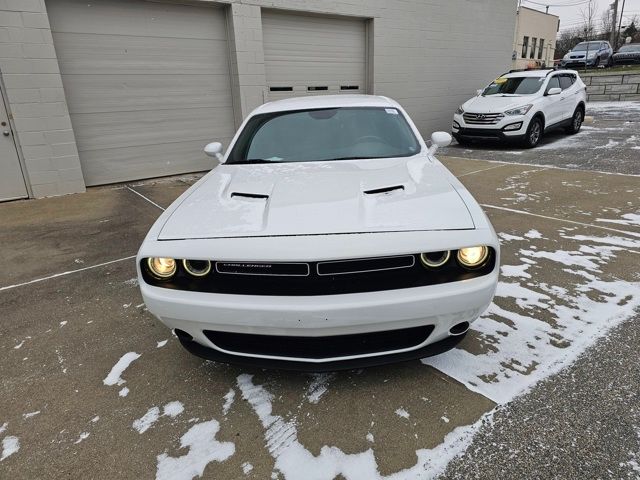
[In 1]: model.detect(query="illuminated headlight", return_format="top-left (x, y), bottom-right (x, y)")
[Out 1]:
top-left (456, 246), bottom-right (489, 269)
top-left (420, 250), bottom-right (451, 268)
top-left (503, 122), bottom-right (523, 131)
top-left (452, 120), bottom-right (461, 130)
top-left (183, 259), bottom-right (212, 277)
top-left (147, 257), bottom-right (177, 279)
top-left (504, 104), bottom-right (532, 116)
top-left (455, 106), bottom-right (464, 115)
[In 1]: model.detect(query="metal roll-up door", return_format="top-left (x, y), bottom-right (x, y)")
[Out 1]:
top-left (262, 11), bottom-right (367, 101)
top-left (47, 0), bottom-right (235, 185)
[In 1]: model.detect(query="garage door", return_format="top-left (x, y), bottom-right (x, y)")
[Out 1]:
top-left (47, 0), bottom-right (235, 186)
top-left (262, 11), bottom-right (367, 101)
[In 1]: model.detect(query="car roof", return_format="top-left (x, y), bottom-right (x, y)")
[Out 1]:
top-left (252, 95), bottom-right (400, 115)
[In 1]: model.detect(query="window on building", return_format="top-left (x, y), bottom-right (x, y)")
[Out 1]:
top-left (522, 36), bottom-right (529, 58)
top-left (538, 38), bottom-right (544, 59)
top-left (530, 37), bottom-right (537, 59)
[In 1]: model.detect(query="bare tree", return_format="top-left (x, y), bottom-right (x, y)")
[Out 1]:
top-left (600, 9), bottom-right (614, 39)
top-left (579, 0), bottom-right (598, 40)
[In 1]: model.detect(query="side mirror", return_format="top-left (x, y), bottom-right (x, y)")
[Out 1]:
top-left (204, 142), bottom-right (224, 162)
top-left (546, 87), bottom-right (562, 96)
top-left (428, 131), bottom-right (452, 155)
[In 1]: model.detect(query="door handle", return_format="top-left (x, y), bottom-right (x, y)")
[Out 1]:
top-left (3, 130), bottom-right (10, 137)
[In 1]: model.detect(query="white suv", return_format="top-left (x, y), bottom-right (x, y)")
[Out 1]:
top-left (452, 69), bottom-right (587, 148)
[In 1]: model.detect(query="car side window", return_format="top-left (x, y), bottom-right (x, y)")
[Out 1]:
top-left (546, 76), bottom-right (560, 93)
top-left (559, 75), bottom-right (572, 90)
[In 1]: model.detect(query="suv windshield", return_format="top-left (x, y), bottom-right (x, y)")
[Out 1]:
top-left (482, 76), bottom-right (545, 96)
top-left (226, 107), bottom-right (421, 164)
top-left (573, 41), bottom-right (602, 51)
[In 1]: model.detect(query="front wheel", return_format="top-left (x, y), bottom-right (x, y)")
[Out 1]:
top-left (606, 57), bottom-right (614, 68)
top-left (565, 108), bottom-right (583, 134)
top-left (523, 118), bottom-right (543, 148)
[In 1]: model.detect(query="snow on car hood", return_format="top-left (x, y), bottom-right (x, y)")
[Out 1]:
top-left (157, 157), bottom-right (475, 240)
top-left (463, 95), bottom-right (531, 113)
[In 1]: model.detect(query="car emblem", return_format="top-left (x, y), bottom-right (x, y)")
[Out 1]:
top-left (477, 114), bottom-right (486, 119)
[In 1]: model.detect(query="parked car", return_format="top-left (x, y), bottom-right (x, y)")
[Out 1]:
top-left (137, 95), bottom-right (500, 370)
top-left (560, 41), bottom-right (614, 68)
top-left (452, 69), bottom-right (587, 148)
top-left (613, 43), bottom-right (640, 65)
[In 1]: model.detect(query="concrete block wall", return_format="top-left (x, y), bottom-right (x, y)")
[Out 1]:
top-left (584, 73), bottom-right (640, 101)
top-left (0, 0), bottom-right (84, 198)
top-left (1, 0), bottom-right (515, 198)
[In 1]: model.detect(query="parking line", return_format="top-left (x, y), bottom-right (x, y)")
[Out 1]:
top-left (457, 164), bottom-right (508, 178)
top-left (0, 255), bottom-right (136, 293)
top-left (482, 204), bottom-right (640, 240)
top-left (126, 186), bottom-right (165, 211)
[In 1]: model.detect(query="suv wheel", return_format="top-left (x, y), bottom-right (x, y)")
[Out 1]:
top-left (566, 108), bottom-right (584, 134)
top-left (523, 118), bottom-right (543, 148)
top-left (606, 57), bottom-right (613, 67)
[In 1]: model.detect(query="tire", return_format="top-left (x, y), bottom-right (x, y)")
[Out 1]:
top-left (593, 57), bottom-right (600, 68)
top-left (607, 57), bottom-right (614, 68)
top-left (455, 137), bottom-right (471, 147)
top-left (565, 108), bottom-right (584, 134)
top-left (523, 117), bottom-right (543, 148)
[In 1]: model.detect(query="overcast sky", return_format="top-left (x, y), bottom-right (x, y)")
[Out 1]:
top-left (520, 0), bottom-right (640, 32)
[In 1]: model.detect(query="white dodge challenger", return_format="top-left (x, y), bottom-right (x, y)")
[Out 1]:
top-left (137, 95), bottom-right (499, 370)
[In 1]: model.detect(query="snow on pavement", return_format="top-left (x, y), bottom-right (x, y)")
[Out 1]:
top-left (103, 352), bottom-right (141, 387)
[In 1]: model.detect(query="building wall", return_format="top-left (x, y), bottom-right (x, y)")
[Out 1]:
top-left (0, 0), bottom-right (516, 198)
top-left (512, 6), bottom-right (559, 70)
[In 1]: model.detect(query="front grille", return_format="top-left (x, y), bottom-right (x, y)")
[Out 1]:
top-left (463, 112), bottom-right (504, 125)
top-left (140, 250), bottom-right (496, 296)
top-left (204, 325), bottom-right (434, 359)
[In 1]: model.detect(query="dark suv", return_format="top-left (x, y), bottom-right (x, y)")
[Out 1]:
top-left (560, 41), bottom-right (613, 68)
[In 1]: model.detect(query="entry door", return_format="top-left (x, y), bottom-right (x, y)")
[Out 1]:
top-left (0, 84), bottom-right (27, 201)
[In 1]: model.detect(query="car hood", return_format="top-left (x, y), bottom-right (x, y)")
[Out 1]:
top-left (157, 157), bottom-right (475, 240)
top-left (463, 95), bottom-right (531, 113)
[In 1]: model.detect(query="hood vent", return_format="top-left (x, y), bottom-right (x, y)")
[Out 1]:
top-left (364, 185), bottom-right (404, 195)
top-left (231, 192), bottom-right (269, 200)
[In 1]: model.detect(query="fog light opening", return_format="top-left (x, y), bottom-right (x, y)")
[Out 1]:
top-left (449, 321), bottom-right (470, 336)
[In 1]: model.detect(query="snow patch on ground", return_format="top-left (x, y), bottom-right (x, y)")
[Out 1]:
top-left (306, 373), bottom-right (334, 404)
top-left (155, 420), bottom-right (235, 480)
top-left (134, 402), bottom-right (185, 434)
top-left (119, 387), bottom-right (130, 397)
top-left (524, 229), bottom-right (542, 239)
top-left (498, 233), bottom-right (525, 242)
top-left (500, 264), bottom-right (531, 279)
top-left (157, 340), bottom-right (168, 348)
top-left (74, 432), bottom-right (90, 444)
top-left (1, 436), bottom-right (19, 461)
top-left (242, 462), bottom-right (254, 474)
top-left (596, 213), bottom-right (640, 226)
top-left (103, 352), bottom-right (141, 387)
top-left (222, 389), bottom-right (235, 416)
top-left (237, 374), bottom-right (493, 480)
top-left (395, 408), bottom-right (410, 419)
top-left (424, 232), bottom-right (640, 404)
top-left (22, 411), bottom-right (40, 420)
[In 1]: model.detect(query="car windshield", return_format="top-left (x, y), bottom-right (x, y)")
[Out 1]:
top-left (226, 107), bottom-right (421, 164)
top-left (482, 76), bottom-right (545, 96)
top-left (573, 42), bottom-right (601, 51)
top-left (619, 44), bottom-right (640, 52)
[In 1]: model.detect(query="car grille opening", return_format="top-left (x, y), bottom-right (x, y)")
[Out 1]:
top-left (463, 112), bottom-right (505, 125)
top-left (204, 325), bottom-right (435, 359)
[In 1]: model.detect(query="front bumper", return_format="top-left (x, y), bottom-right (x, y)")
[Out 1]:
top-left (140, 269), bottom-right (498, 366)
top-left (561, 58), bottom-right (598, 68)
top-left (452, 113), bottom-right (527, 143)
top-left (612, 56), bottom-right (640, 65)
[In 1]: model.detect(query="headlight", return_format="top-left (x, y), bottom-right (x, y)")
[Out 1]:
top-left (183, 259), bottom-right (212, 277)
top-left (504, 104), bottom-right (532, 116)
top-left (457, 246), bottom-right (489, 268)
top-left (455, 106), bottom-right (464, 115)
top-left (147, 257), bottom-right (177, 279)
top-left (587, 51), bottom-right (597, 58)
top-left (420, 250), bottom-right (451, 268)
top-left (563, 54), bottom-right (570, 59)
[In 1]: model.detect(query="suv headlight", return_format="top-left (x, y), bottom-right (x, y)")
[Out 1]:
top-left (455, 105), bottom-right (464, 115)
top-left (504, 104), bottom-right (533, 116)
top-left (587, 51), bottom-right (597, 58)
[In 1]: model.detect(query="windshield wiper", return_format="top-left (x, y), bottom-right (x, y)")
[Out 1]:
top-left (328, 156), bottom-right (383, 161)
top-left (232, 159), bottom-right (284, 164)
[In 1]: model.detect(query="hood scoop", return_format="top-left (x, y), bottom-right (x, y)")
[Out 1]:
top-left (363, 185), bottom-right (404, 195)
top-left (231, 192), bottom-right (269, 200)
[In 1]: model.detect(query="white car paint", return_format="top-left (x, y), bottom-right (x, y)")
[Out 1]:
top-left (452, 69), bottom-right (587, 147)
top-left (137, 95), bottom-right (500, 367)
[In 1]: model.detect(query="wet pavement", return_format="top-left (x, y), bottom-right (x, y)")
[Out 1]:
top-left (1, 121), bottom-right (639, 478)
